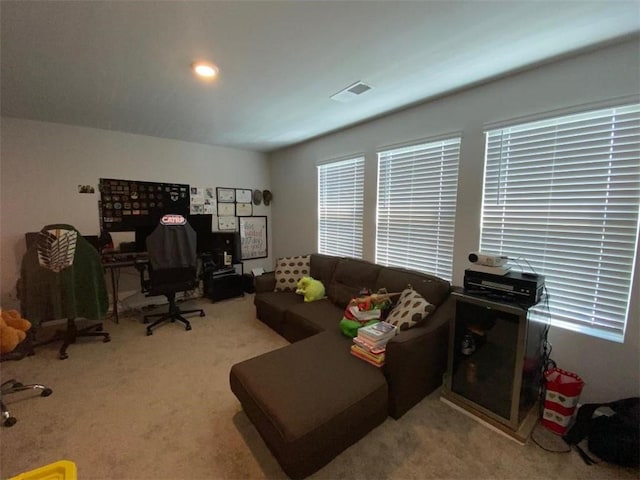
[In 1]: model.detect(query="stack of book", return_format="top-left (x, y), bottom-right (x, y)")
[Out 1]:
top-left (350, 321), bottom-right (397, 367)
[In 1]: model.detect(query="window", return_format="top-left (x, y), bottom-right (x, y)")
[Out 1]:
top-left (317, 157), bottom-right (365, 258)
top-left (482, 103), bottom-right (640, 342)
top-left (376, 137), bottom-right (461, 281)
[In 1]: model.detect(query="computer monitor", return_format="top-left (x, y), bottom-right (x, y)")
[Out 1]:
top-left (209, 231), bottom-right (241, 264)
top-left (134, 226), bottom-right (155, 253)
top-left (186, 214), bottom-right (213, 254)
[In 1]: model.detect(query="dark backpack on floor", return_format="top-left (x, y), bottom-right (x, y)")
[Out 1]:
top-left (563, 397), bottom-right (640, 467)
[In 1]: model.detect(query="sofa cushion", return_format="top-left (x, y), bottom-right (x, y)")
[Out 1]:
top-left (310, 253), bottom-right (339, 289)
top-left (274, 255), bottom-right (310, 292)
top-left (375, 266), bottom-right (450, 308)
top-left (253, 291), bottom-right (303, 334)
top-left (229, 332), bottom-right (388, 478)
top-left (328, 258), bottom-right (381, 308)
top-left (282, 298), bottom-right (347, 343)
top-left (386, 288), bottom-right (435, 331)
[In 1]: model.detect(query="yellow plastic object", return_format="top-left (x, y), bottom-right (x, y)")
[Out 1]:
top-left (9, 460), bottom-right (77, 480)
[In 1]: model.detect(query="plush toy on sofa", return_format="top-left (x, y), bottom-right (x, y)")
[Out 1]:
top-left (295, 276), bottom-right (325, 303)
top-left (0, 309), bottom-right (32, 354)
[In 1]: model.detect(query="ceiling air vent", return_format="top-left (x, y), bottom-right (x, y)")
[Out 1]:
top-left (330, 81), bottom-right (374, 103)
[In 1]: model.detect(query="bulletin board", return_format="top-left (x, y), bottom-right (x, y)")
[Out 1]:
top-left (239, 216), bottom-right (268, 260)
top-left (99, 178), bottom-right (190, 231)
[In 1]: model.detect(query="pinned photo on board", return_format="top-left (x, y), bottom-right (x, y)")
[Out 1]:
top-left (78, 184), bottom-right (95, 194)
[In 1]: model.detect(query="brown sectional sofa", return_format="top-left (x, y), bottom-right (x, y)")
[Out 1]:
top-left (230, 254), bottom-right (454, 478)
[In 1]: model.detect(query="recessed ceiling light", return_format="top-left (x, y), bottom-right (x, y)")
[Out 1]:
top-left (192, 61), bottom-right (219, 78)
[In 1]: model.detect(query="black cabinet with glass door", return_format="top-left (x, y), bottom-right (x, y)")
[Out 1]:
top-left (442, 292), bottom-right (545, 439)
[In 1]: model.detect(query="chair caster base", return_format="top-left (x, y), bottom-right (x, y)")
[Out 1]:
top-left (3, 417), bottom-right (17, 427)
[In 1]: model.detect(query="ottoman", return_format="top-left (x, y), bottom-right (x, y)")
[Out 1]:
top-left (230, 332), bottom-right (388, 479)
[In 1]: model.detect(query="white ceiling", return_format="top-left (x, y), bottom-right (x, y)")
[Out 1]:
top-left (1, 1), bottom-right (639, 153)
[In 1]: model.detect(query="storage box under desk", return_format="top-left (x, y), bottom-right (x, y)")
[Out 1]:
top-left (204, 271), bottom-right (244, 302)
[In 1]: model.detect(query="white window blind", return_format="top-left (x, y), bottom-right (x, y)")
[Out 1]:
top-left (317, 157), bottom-right (364, 258)
top-left (482, 103), bottom-right (640, 342)
top-left (376, 138), bottom-right (461, 281)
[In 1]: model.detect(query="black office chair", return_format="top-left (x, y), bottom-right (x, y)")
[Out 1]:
top-left (20, 224), bottom-right (111, 359)
top-left (142, 215), bottom-right (205, 336)
top-left (1, 335), bottom-right (52, 427)
top-left (1, 379), bottom-right (52, 427)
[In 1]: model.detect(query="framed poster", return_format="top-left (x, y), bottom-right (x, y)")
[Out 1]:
top-left (235, 188), bottom-right (252, 203)
top-left (217, 187), bottom-right (235, 203)
top-left (236, 202), bottom-right (253, 216)
top-left (240, 216), bottom-right (268, 260)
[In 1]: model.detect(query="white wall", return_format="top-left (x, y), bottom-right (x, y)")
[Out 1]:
top-left (267, 39), bottom-right (640, 403)
top-left (0, 119), bottom-right (272, 308)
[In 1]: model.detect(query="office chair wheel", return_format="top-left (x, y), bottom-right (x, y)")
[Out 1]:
top-left (59, 352), bottom-right (69, 360)
top-left (186, 325), bottom-right (192, 331)
top-left (41, 388), bottom-right (53, 397)
top-left (199, 311), bottom-right (205, 317)
top-left (103, 336), bottom-right (111, 343)
top-left (4, 417), bottom-right (17, 427)
top-left (146, 329), bottom-right (153, 336)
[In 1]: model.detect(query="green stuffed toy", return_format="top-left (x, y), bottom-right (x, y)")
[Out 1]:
top-left (295, 276), bottom-right (325, 302)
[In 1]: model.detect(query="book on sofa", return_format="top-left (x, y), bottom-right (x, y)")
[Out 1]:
top-left (350, 344), bottom-right (385, 367)
top-left (353, 336), bottom-right (386, 354)
top-left (357, 321), bottom-right (396, 344)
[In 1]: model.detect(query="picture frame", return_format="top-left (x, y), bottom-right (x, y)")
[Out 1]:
top-left (235, 188), bottom-right (252, 203)
top-left (236, 202), bottom-right (253, 217)
top-left (217, 202), bottom-right (235, 217)
top-left (217, 187), bottom-right (235, 203)
top-left (218, 216), bottom-right (237, 231)
top-left (239, 216), bottom-right (268, 260)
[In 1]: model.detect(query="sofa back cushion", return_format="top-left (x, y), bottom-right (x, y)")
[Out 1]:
top-left (328, 258), bottom-right (381, 308)
top-left (375, 266), bottom-right (450, 308)
top-left (310, 254), bottom-right (339, 290)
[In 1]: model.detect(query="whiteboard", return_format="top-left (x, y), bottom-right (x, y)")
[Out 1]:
top-left (240, 216), bottom-right (268, 260)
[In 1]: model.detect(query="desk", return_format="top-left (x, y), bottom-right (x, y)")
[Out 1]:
top-left (101, 254), bottom-right (148, 323)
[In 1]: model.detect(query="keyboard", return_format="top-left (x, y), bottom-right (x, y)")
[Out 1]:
top-left (101, 252), bottom-right (149, 264)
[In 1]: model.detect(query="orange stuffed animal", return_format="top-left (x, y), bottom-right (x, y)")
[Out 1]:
top-left (0, 309), bottom-right (32, 354)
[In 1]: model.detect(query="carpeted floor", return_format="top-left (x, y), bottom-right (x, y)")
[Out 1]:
top-left (1, 295), bottom-right (637, 480)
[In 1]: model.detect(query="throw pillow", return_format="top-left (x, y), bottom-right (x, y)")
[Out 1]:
top-left (274, 255), bottom-right (310, 292)
top-left (386, 288), bottom-right (435, 330)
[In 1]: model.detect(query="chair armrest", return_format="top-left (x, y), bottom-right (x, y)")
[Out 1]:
top-left (383, 293), bottom-right (455, 419)
top-left (254, 272), bottom-right (276, 293)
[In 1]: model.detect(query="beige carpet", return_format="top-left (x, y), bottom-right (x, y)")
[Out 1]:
top-left (1, 295), bottom-right (637, 480)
